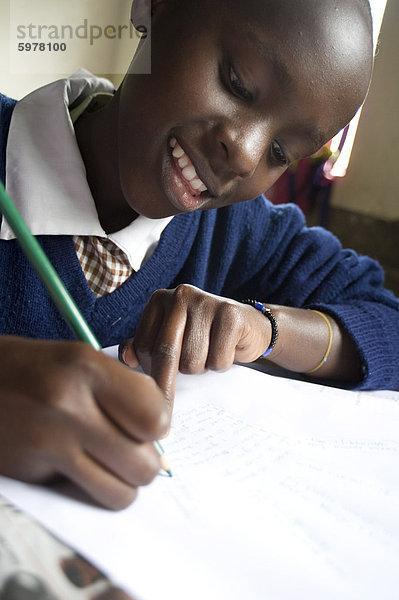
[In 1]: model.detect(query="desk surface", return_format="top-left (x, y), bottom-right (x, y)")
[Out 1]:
top-left (1, 364), bottom-right (398, 600)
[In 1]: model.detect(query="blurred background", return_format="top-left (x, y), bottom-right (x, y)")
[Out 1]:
top-left (1, 0), bottom-right (398, 294)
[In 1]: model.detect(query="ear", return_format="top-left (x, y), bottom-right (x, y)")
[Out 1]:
top-left (130, 0), bottom-right (150, 32)
top-left (130, 0), bottom-right (166, 31)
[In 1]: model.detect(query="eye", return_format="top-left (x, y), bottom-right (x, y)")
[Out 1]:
top-left (270, 140), bottom-right (289, 167)
top-left (229, 65), bottom-right (252, 101)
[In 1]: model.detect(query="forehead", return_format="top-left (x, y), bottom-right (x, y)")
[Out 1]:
top-left (170, 0), bottom-right (373, 142)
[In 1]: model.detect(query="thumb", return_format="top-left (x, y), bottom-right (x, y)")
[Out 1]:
top-left (118, 338), bottom-right (139, 368)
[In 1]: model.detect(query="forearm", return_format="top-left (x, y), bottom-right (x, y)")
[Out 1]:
top-left (261, 305), bottom-right (363, 383)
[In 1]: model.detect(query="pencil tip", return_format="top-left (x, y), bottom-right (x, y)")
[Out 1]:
top-left (167, 470), bottom-right (173, 478)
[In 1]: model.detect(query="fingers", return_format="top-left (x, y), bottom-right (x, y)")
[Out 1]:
top-left (135, 296), bottom-right (170, 377)
top-left (74, 355), bottom-right (168, 509)
top-left (207, 304), bottom-right (242, 370)
top-left (134, 285), bottom-right (214, 405)
top-left (60, 435), bottom-right (160, 510)
top-left (91, 353), bottom-right (169, 442)
top-left (58, 373), bottom-right (167, 508)
top-left (61, 450), bottom-right (141, 511)
top-left (131, 286), bottom-right (253, 403)
top-left (149, 299), bottom-right (187, 408)
top-left (80, 406), bottom-right (161, 489)
top-left (132, 288), bottom-right (185, 406)
top-left (123, 286), bottom-right (272, 411)
top-left (179, 310), bottom-right (211, 372)
top-left (0, 338), bottom-right (171, 509)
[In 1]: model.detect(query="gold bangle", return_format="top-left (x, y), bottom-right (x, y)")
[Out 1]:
top-left (306, 310), bottom-right (333, 374)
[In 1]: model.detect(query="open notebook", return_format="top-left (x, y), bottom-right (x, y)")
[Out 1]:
top-left (1, 362), bottom-right (399, 600)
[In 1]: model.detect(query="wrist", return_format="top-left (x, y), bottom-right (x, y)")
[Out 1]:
top-left (241, 300), bottom-right (279, 358)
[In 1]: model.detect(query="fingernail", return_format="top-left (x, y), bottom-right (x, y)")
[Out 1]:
top-left (60, 556), bottom-right (104, 588)
top-left (118, 343), bottom-right (128, 365)
top-left (123, 346), bottom-right (137, 368)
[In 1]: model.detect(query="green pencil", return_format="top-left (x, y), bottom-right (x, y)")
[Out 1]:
top-left (0, 180), bottom-right (171, 477)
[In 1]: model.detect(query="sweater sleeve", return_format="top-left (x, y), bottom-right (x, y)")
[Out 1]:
top-left (232, 199), bottom-right (399, 391)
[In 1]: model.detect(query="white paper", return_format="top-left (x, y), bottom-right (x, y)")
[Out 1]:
top-left (1, 365), bottom-right (399, 600)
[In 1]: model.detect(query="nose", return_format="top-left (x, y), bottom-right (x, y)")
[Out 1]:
top-left (215, 118), bottom-right (269, 179)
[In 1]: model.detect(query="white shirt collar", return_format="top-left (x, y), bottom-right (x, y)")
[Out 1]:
top-left (2, 69), bottom-right (172, 271)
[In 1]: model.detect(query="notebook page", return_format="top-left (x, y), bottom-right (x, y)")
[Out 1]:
top-left (1, 365), bottom-right (399, 600)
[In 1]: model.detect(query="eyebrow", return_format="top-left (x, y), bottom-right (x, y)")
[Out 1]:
top-left (245, 31), bottom-right (294, 93)
top-left (304, 126), bottom-right (325, 152)
top-left (246, 31), bottom-right (326, 152)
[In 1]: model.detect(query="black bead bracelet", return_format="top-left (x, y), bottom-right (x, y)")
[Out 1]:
top-left (241, 299), bottom-right (278, 358)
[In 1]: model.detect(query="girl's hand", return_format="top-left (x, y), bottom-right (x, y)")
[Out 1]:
top-left (0, 336), bottom-right (169, 510)
top-left (121, 284), bottom-right (271, 407)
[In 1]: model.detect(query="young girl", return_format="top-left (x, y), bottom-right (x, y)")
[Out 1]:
top-left (1, 0), bottom-right (397, 509)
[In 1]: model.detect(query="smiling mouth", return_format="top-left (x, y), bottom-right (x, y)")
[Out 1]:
top-left (169, 138), bottom-right (208, 197)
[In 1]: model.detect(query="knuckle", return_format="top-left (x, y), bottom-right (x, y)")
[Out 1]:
top-left (39, 381), bottom-right (80, 415)
top-left (173, 283), bottom-right (194, 303)
top-left (39, 372), bottom-right (93, 419)
top-left (219, 301), bottom-right (243, 327)
top-left (47, 343), bottom-right (99, 397)
top-left (26, 425), bottom-right (56, 456)
top-left (59, 341), bottom-right (95, 372)
top-left (153, 342), bottom-right (179, 363)
top-left (149, 288), bottom-right (167, 304)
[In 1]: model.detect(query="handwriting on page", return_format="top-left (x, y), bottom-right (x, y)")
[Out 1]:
top-left (1, 365), bottom-right (399, 600)
top-left (164, 392), bottom-right (399, 580)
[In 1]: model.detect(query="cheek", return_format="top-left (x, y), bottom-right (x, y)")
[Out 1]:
top-left (163, 70), bottom-right (222, 124)
top-left (117, 78), bottom-right (153, 152)
top-left (242, 167), bottom-right (288, 203)
top-left (215, 169), bottom-right (287, 210)
top-left (152, 28), bottom-right (226, 121)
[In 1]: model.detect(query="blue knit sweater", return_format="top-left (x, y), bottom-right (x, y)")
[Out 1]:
top-left (1, 93), bottom-right (399, 390)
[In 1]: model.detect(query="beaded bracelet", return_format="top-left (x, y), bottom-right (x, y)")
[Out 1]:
top-left (306, 309), bottom-right (333, 374)
top-left (241, 299), bottom-right (278, 358)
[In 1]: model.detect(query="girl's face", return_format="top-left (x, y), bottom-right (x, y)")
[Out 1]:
top-left (116, 0), bottom-right (372, 219)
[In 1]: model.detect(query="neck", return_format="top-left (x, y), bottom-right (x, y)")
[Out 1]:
top-left (74, 91), bottom-right (138, 234)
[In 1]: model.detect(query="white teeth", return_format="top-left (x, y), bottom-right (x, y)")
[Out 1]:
top-left (172, 145), bottom-right (185, 159)
top-left (170, 139), bottom-right (208, 192)
top-left (178, 156), bottom-right (189, 168)
top-left (182, 165), bottom-right (197, 180)
top-left (191, 178), bottom-right (204, 190)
